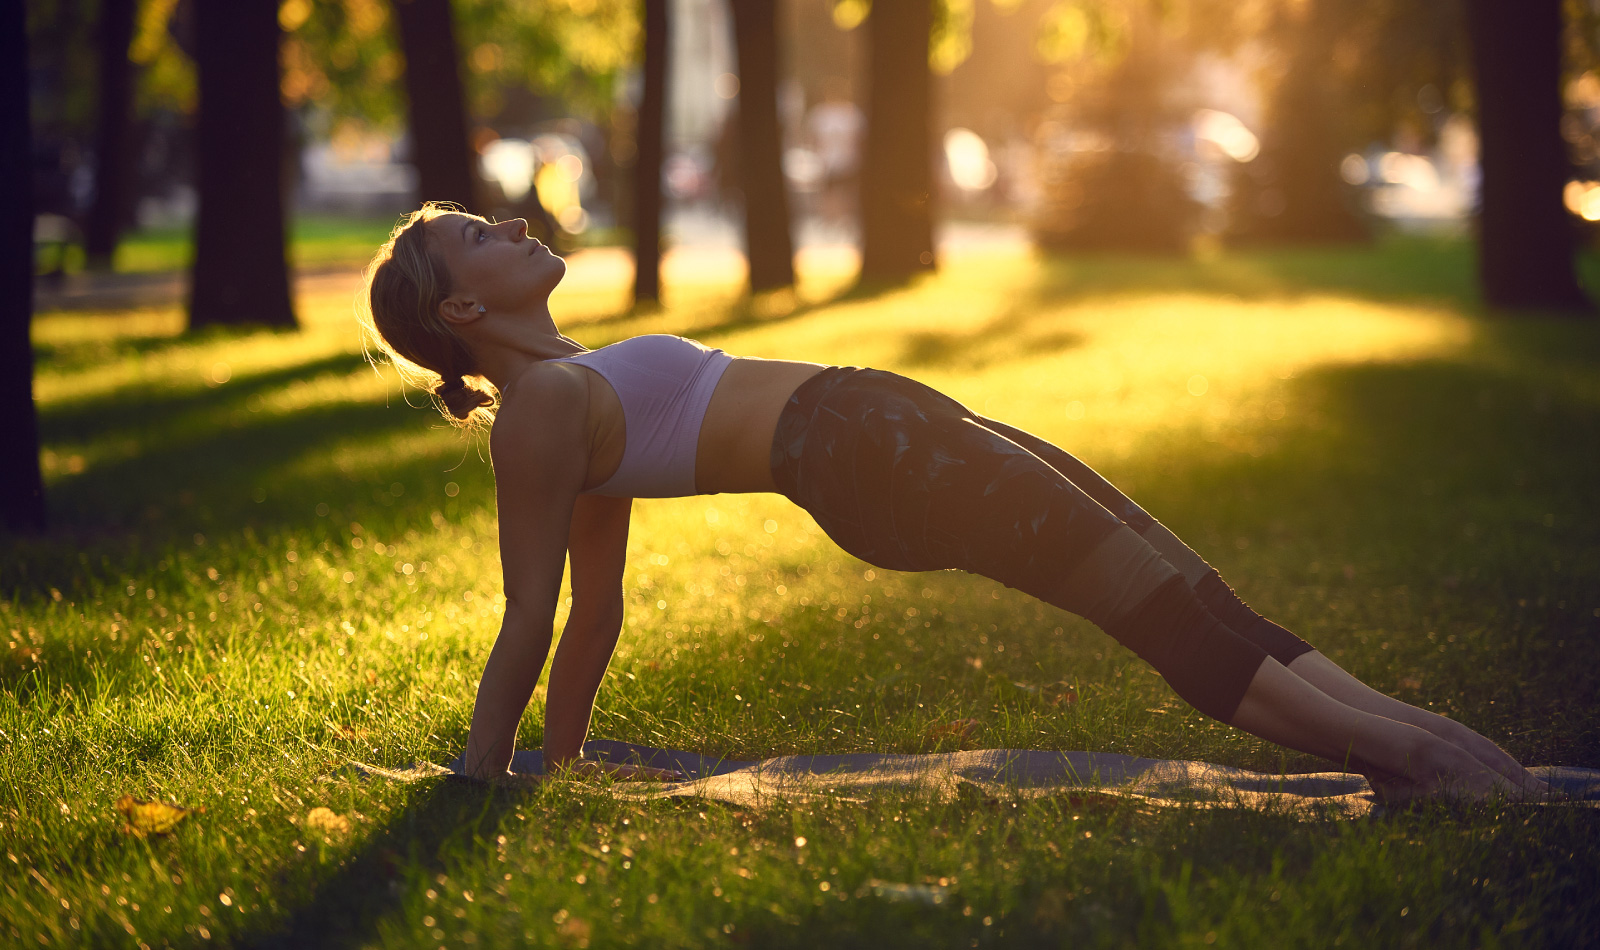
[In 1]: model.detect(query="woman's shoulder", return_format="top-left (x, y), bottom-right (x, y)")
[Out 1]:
top-left (489, 361), bottom-right (591, 455)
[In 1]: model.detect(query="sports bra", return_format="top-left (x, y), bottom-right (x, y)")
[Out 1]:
top-left (549, 334), bottom-right (735, 498)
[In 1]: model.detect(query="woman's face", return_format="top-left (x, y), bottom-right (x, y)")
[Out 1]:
top-left (429, 213), bottom-right (566, 314)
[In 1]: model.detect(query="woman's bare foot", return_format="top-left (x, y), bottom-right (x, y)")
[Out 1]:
top-left (1363, 735), bottom-right (1550, 804)
top-left (1415, 712), bottom-right (1550, 796)
top-left (1283, 651), bottom-right (1551, 798)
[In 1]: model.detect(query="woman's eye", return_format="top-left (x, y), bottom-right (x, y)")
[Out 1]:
top-left (476, 228), bottom-right (487, 242)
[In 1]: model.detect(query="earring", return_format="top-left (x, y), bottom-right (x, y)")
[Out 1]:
top-left (478, 305), bottom-right (486, 313)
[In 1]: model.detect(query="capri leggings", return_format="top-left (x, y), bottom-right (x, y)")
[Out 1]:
top-left (768, 366), bottom-right (1312, 722)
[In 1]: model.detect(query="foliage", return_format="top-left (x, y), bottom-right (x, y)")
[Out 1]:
top-left (1031, 6), bottom-right (1201, 251)
top-left (4, 239), bottom-right (1599, 946)
top-left (453, 0), bottom-right (638, 119)
top-left (828, 0), bottom-right (987, 75)
top-left (26, 0), bottom-right (101, 135)
top-left (126, 0), bottom-right (638, 134)
top-left (278, 0), bottom-right (404, 128)
top-left (129, 0), bottom-right (195, 114)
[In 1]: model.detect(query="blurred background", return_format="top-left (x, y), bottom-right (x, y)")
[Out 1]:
top-left (4, 0), bottom-right (1596, 338)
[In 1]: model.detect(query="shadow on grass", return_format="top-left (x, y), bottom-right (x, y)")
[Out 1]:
top-left (564, 273), bottom-right (923, 345)
top-left (40, 398), bottom-right (447, 529)
top-left (39, 351), bottom-right (373, 444)
top-left (14, 270), bottom-right (1600, 761)
top-left (1017, 236), bottom-right (1483, 309)
top-left (896, 300), bottom-right (1086, 370)
top-left (1097, 322), bottom-right (1600, 764)
top-left (244, 780), bottom-right (521, 950)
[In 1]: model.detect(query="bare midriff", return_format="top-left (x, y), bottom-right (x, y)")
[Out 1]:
top-left (694, 357), bottom-right (827, 494)
top-left (574, 356), bottom-right (826, 496)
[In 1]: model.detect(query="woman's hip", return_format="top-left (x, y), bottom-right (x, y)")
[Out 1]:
top-left (768, 366), bottom-right (1123, 586)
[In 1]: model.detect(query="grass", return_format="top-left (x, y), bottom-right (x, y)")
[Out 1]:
top-left (4, 235), bottom-right (1599, 948)
top-left (38, 215), bottom-right (402, 275)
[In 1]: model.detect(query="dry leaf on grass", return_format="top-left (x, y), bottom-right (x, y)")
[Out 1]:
top-left (116, 795), bottom-right (198, 837)
top-left (926, 719), bottom-right (983, 742)
top-left (304, 807), bottom-right (351, 839)
top-left (557, 916), bottom-right (592, 947)
top-left (1042, 682), bottom-right (1078, 705)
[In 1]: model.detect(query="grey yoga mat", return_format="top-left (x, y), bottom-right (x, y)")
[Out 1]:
top-left (337, 740), bottom-right (1600, 817)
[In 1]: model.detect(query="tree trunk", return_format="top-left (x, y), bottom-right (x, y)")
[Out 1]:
top-left (1, 0), bottom-right (47, 532)
top-left (633, 0), bottom-right (668, 304)
top-left (84, 0), bottom-right (138, 270)
top-left (392, 0), bottom-right (479, 211)
top-left (1227, 0), bottom-right (1366, 245)
top-left (729, 0), bottom-right (795, 293)
top-left (1465, 0), bottom-right (1591, 312)
top-left (859, 0), bottom-right (935, 283)
top-left (189, 0), bottom-right (297, 329)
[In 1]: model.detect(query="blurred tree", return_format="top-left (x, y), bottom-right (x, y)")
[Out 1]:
top-left (1226, 0), bottom-right (1368, 244)
top-left (730, 0), bottom-right (796, 293)
top-left (278, 0), bottom-right (638, 129)
top-left (1033, 7), bottom-right (1200, 252)
top-left (84, 0), bottom-right (138, 270)
top-left (2, 0), bottom-right (47, 532)
top-left (188, 0), bottom-right (297, 329)
top-left (1465, 0), bottom-right (1590, 312)
top-left (633, 0), bottom-right (667, 305)
top-left (454, 0), bottom-right (637, 118)
top-left (279, 0), bottom-right (404, 126)
top-left (391, 0), bottom-right (479, 210)
top-left (860, 0), bottom-right (936, 282)
top-left (25, 0), bottom-right (99, 248)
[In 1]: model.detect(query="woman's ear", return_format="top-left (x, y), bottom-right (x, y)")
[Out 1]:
top-left (439, 294), bottom-right (484, 328)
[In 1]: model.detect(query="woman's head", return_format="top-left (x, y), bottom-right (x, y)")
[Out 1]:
top-left (359, 201), bottom-right (566, 425)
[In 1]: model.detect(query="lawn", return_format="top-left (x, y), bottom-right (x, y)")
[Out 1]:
top-left (39, 215), bottom-right (402, 276)
top-left (4, 237), bottom-right (1599, 948)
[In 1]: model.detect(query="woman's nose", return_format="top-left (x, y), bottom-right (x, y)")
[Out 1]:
top-left (508, 218), bottom-right (529, 240)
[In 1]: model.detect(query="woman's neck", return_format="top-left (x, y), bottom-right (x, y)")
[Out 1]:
top-left (470, 310), bottom-right (586, 394)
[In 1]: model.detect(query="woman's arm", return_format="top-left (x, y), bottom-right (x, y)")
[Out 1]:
top-left (542, 494), bottom-right (631, 769)
top-left (461, 366), bottom-right (588, 781)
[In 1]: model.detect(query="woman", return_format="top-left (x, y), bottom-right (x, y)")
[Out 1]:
top-left (360, 203), bottom-right (1547, 802)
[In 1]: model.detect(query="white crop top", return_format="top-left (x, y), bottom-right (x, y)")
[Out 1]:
top-left (549, 335), bottom-right (734, 497)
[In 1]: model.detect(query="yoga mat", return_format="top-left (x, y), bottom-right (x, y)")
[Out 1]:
top-left (335, 740), bottom-right (1600, 817)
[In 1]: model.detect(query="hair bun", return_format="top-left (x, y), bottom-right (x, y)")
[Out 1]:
top-left (435, 376), bottom-right (495, 420)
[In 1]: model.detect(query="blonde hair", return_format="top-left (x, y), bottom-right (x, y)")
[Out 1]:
top-left (358, 201), bottom-right (498, 426)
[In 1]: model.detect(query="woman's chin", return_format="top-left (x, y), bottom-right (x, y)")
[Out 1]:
top-left (533, 253), bottom-right (568, 295)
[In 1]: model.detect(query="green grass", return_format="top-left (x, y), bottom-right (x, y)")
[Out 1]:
top-left (4, 236), bottom-right (1599, 948)
top-left (37, 214), bottom-right (403, 275)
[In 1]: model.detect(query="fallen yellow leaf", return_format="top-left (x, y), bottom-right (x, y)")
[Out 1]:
top-left (304, 807), bottom-right (351, 838)
top-left (115, 795), bottom-right (196, 837)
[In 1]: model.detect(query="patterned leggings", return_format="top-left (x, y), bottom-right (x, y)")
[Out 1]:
top-left (769, 367), bottom-right (1312, 722)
